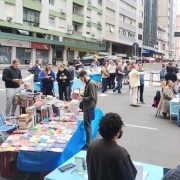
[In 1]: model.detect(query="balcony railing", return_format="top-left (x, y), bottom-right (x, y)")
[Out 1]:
top-left (32, 0), bottom-right (41, 2)
top-left (73, 31), bottom-right (82, 36)
top-left (73, 12), bottom-right (83, 16)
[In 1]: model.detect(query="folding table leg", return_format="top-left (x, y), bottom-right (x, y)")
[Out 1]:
top-left (170, 114), bottom-right (172, 123)
top-left (0, 131), bottom-right (5, 142)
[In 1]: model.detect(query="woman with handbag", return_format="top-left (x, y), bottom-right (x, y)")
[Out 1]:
top-left (101, 62), bottom-right (110, 93)
top-left (38, 63), bottom-right (55, 96)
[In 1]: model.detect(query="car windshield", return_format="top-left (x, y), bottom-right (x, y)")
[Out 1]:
top-left (82, 55), bottom-right (94, 60)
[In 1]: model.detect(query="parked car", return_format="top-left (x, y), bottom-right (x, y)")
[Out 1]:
top-left (147, 57), bottom-right (155, 62)
top-left (73, 55), bottom-right (105, 66)
top-left (136, 57), bottom-right (142, 63)
top-left (104, 56), bottom-right (118, 62)
top-left (142, 57), bottom-right (150, 63)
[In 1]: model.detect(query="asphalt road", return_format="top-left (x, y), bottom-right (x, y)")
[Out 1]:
top-left (0, 62), bottom-right (180, 180)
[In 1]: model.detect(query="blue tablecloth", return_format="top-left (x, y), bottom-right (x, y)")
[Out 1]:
top-left (170, 98), bottom-right (179, 116)
top-left (16, 108), bottom-right (104, 172)
top-left (76, 73), bottom-right (102, 82)
top-left (44, 151), bottom-right (165, 180)
top-left (34, 79), bottom-right (82, 93)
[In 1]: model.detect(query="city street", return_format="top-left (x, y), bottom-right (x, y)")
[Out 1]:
top-left (0, 62), bottom-right (180, 180)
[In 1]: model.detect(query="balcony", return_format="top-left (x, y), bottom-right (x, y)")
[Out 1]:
top-left (119, 34), bottom-right (135, 44)
top-left (119, 21), bottom-right (136, 32)
top-left (73, 0), bottom-right (84, 6)
top-left (23, 0), bottom-right (42, 11)
top-left (72, 13), bottom-right (84, 24)
top-left (119, 7), bottom-right (136, 20)
top-left (73, 31), bottom-right (82, 36)
top-left (124, 0), bottom-right (136, 7)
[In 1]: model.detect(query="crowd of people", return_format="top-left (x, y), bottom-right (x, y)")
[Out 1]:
top-left (2, 57), bottom-right (180, 180)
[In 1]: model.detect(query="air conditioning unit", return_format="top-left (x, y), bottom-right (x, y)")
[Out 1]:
top-left (88, 0), bottom-right (91, 4)
top-left (61, 9), bottom-right (66, 14)
top-left (58, 36), bottom-right (63, 42)
top-left (34, 23), bottom-right (39, 27)
top-left (7, 17), bottom-right (12, 22)
top-left (68, 25), bottom-right (73, 31)
top-left (98, 21), bottom-right (101, 25)
top-left (92, 32), bottom-right (95, 37)
top-left (44, 34), bottom-right (51, 39)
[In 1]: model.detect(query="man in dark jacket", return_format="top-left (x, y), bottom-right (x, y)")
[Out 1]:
top-left (28, 59), bottom-right (42, 91)
top-left (75, 70), bottom-right (97, 149)
top-left (2, 59), bottom-right (23, 117)
top-left (87, 113), bottom-right (137, 180)
top-left (162, 165), bottom-right (180, 180)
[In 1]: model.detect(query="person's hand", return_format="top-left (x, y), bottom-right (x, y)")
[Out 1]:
top-left (46, 76), bottom-right (51, 79)
top-left (123, 73), bottom-right (125, 75)
top-left (76, 94), bottom-right (83, 101)
top-left (63, 76), bottom-right (67, 79)
top-left (59, 76), bottom-right (62, 79)
top-left (51, 77), bottom-right (54, 81)
top-left (12, 79), bottom-right (19, 83)
top-left (173, 94), bottom-right (177, 98)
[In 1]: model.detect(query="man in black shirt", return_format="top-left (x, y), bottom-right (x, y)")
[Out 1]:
top-left (74, 56), bottom-right (84, 71)
top-left (87, 113), bottom-right (137, 180)
top-left (2, 59), bottom-right (23, 117)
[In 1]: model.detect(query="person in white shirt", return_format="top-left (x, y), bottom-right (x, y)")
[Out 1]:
top-left (108, 60), bottom-right (116, 89)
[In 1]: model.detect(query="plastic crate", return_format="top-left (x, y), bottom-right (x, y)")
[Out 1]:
top-left (0, 152), bottom-right (21, 178)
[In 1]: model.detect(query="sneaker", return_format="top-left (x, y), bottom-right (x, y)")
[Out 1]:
top-left (177, 123), bottom-right (180, 127)
top-left (132, 104), bottom-right (139, 107)
top-left (140, 101), bottom-right (145, 104)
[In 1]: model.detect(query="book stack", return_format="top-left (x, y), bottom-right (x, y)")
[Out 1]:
top-left (15, 93), bottom-right (20, 105)
top-left (26, 106), bottom-right (36, 115)
top-left (34, 100), bottom-right (45, 108)
top-left (18, 114), bottom-right (33, 129)
top-left (70, 100), bottom-right (80, 114)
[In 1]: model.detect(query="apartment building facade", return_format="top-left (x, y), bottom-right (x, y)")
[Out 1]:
top-left (142, 0), bottom-right (158, 58)
top-left (157, 25), bottom-right (166, 58)
top-left (99, 0), bottom-right (144, 58)
top-left (158, 0), bottom-right (177, 59)
top-left (0, 0), bottom-right (105, 65)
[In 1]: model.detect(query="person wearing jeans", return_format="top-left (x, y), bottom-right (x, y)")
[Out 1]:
top-left (138, 63), bottom-right (145, 104)
top-left (74, 70), bottom-right (97, 150)
top-left (113, 62), bottom-right (125, 94)
top-left (2, 59), bottom-right (23, 117)
top-left (101, 62), bottom-right (110, 93)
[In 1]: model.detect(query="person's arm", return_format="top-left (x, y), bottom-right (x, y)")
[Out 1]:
top-left (56, 72), bottom-right (61, 82)
top-left (118, 155), bottom-right (137, 180)
top-left (65, 70), bottom-right (71, 80)
top-left (101, 68), bottom-right (109, 76)
top-left (2, 69), bottom-right (12, 82)
top-left (133, 70), bottom-right (146, 76)
top-left (118, 71), bottom-right (125, 75)
top-left (28, 65), bottom-right (36, 74)
top-left (83, 83), bottom-right (96, 102)
top-left (52, 71), bottom-right (56, 82)
top-left (163, 88), bottom-right (173, 100)
top-left (38, 70), bottom-right (46, 80)
top-left (90, 62), bottom-right (94, 68)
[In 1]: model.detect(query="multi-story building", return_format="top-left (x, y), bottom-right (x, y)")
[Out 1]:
top-left (157, 25), bottom-right (166, 59)
top-left (0, 0), bottom-right (106, 65)
top-left (175, 0), bottom-right (180, 60)
top-left (99, 0), bottom-right (144, 58)
top-left (142, 0), bottom-right (158, 58)
top-left (158, 0), bottom-right (177, 59)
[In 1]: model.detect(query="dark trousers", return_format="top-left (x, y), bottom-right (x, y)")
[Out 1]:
top-left (84, 110), bottom-right (92, 146)
top-left (138, 84), bottom-right (144, 102)
top-left (59, 86), bottom-right (68, 101)
top-left (102, 78), bottom-right (107, 93)
top-left (109, 73), bottom-right (116, 89)
top-left (67, 82), bottom-right (73, 101)
top-left (41, 85), bottom-right (53, 96)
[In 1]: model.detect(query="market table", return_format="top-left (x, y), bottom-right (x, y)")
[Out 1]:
top-left (44, 151), bottom-right (167, 180)
top-left (34, 79), bottom-right (82, 93)
top-left (16, 108), bottom-right (104, 172)
top-left (170, 97), bottom-right (179, 122)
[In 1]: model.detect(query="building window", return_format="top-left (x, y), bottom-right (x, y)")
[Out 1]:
top-left (98, 0), bottom-right (102, 5)
top-left (106, 8), bottom-right (115, 17)
top-left (140, 0), bottom-right (143, 6)
top-left (139, 11), bottom-right (143, 17)
top-left (23, 8), bottom-right (40, 26)
top-left (162, 44), bottom-right (165, 50)
top-left (49, 17), bottom-right (55, 26)
top-left (138, 22), bottom-right (142, 29)
top-left (49, 0), bottom-right (54, 5)
top-left (138, 34), bottom-right (142, 40)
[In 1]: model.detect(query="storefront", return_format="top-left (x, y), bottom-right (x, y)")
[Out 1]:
top-left (16, 47), bottom-right (31, 65)
top-left (0, 37), bottom-right (30, 64)
top-left (0, 45), bottom-right (11, 64)
top-left (31, 42), bottom-right (50, 66)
